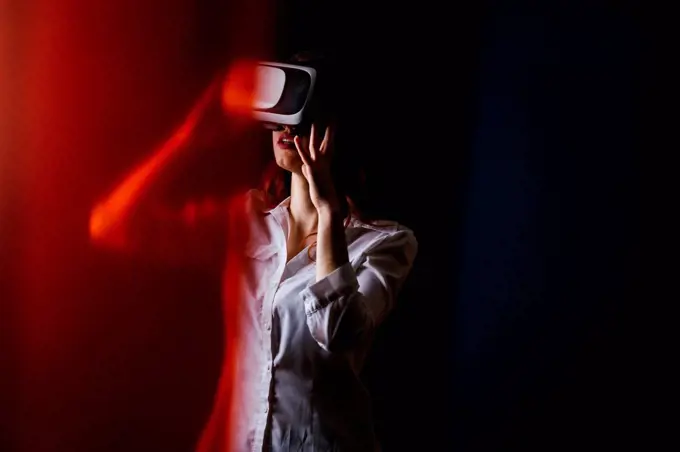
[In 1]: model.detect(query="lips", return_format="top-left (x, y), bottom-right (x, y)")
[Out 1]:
top-left (278, 133), bottom-right (296, 149)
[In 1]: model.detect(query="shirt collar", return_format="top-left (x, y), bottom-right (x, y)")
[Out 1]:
top-left (264, 196), bottom-right (291, 214)
top-left (262, 194), bottom-right (362, 230)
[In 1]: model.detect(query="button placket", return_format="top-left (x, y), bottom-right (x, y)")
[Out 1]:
top-left (258, 262), bottom-right (283, 450)
top-left (257, 207), bottom-right (288, 450)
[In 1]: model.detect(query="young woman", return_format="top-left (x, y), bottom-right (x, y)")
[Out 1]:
top-left (90, 53), bottom-right (417, 452)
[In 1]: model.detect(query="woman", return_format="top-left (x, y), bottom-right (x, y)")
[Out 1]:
top-left (90, 52), bottom-right (417, 452)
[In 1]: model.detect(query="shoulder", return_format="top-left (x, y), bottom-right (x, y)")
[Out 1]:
top-left (350, 217), bottom-right (415, 240)
top-left (227, 189), bottom-right (269, 217)
top-left (348, 217), bottom-right (418, 262)
top-left (350, 217), bottom-right (411, 233)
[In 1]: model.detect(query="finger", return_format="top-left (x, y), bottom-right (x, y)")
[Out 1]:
top-left (301, 163), bottom-right (312, 181)
top-left (319, 125), bottom-right (333, 155)
top-left (294, 136), bottom-right (312, 166)
top-left (308, 123), bottom-right (317, 160)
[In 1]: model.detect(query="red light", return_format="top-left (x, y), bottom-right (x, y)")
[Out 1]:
top-left (221, 60), bottom-right (257, 115)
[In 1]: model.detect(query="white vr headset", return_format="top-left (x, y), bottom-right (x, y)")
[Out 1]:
top-left (250, 61), bottom-right (320, 129)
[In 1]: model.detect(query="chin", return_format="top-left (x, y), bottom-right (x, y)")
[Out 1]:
top-left (275, 154), bottom-right (303, 173)
top-left (273, 143), bottom-right (301, 169)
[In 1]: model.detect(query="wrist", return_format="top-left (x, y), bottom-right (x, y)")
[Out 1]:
top-left (315, 192), bottom-right (342, 215)
top-left (317, 203), bottom-right (343, 224)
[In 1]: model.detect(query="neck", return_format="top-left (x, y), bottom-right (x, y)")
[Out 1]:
top-left (289, 173), bottom-right (318, 233)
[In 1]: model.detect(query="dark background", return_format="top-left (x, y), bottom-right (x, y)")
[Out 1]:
top-left (1, 0), bottom-right (644, 451)
top-left (275, 1), bottom-right (642, 450)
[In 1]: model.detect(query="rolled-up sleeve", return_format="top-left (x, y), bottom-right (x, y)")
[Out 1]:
top-left (300, 229), bottom-right (417, 352)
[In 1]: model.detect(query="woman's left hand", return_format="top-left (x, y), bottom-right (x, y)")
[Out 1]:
top-left (294, 124), bottom-right (340, 212)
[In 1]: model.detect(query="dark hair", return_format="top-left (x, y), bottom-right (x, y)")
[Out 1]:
top-left (288, 50), bottom-right (340, 127)
top-left (260, 51), bottom-right (369, 224)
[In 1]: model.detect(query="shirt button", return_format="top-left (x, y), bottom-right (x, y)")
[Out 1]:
top-left (266, 364), bottom-right (271, 371)
top-left (265, 323), bottom-right (271, 331)
top-left (264, 405), bottom-right (269, 413)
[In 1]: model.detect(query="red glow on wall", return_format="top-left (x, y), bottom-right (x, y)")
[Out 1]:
top-left (221, 60), bottom-right (258, 116)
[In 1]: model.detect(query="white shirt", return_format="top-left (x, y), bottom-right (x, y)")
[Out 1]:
top-left (196, 189), bottom-right (417, 452)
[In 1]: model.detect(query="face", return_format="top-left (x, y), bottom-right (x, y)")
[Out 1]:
top-left (272, 125), bottom-right (307, 173)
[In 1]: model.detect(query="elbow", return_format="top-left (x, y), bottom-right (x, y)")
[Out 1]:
top-left (88, 205), bottom-right (106, 241)
top-left (324, 322), bottom-right (373, 354)
top-left (88, 204), bottom-right (126, 250)
top-left (307, 296), bottom-right (375, 353)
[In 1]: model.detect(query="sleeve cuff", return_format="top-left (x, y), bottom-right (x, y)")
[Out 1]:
top-left (301, 262), bottom-right (359, 316)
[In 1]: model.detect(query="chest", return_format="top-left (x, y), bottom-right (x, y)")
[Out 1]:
top-left (285, 227), bottom-right (318, 263)
top-left (227, 209), bottom-right (374, 303)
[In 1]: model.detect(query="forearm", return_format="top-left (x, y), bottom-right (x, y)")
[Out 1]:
top-left (89, 132), bottom-right (189, 243)
top-left (90, 80), bottom-right (218, 243)
top-left (315, 206), bottom-right (349, 281)
top-left (303, 227), bottom-right (418, 353)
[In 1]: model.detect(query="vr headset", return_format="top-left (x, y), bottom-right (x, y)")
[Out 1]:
top-left (248, 61), bottom-right (326, 134)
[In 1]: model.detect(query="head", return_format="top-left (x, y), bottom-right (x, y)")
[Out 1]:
top-left (262, 51), bottom-right (367, 220)
top-left (270, 51), bottom-right (338, 174)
